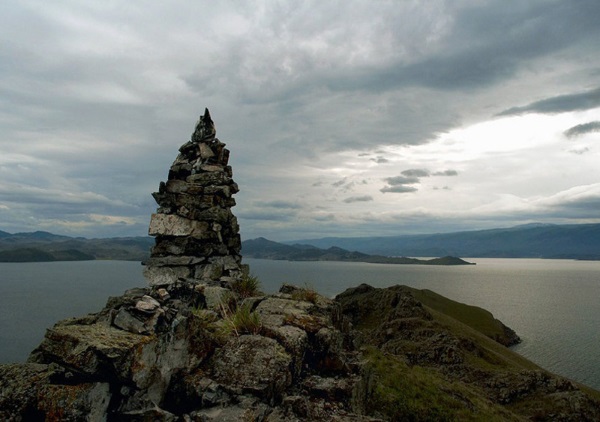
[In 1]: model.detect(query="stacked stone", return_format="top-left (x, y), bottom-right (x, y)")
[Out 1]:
top-left (144, 108), bottom-right (244, 288)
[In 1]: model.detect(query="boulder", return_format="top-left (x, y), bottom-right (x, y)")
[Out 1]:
top-left (210, 335), bottom-right (293, 404)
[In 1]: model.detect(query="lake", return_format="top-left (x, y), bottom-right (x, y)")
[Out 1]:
top-left (1, 258), bottom-right (599, 391)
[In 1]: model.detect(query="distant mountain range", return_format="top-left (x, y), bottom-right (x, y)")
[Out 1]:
top-left (2, 222), bottom-right (599, 263)
top-left (242, 237), bottom-right (474, 265)
top-left (0, 231), bottom-right (153, 262)
top-left (283, 223), bottom-right (600, 260)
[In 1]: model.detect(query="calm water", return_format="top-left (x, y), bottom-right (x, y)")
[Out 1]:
top-left (0, 258), bottom-right (599, 391)
top-left (0, 261), bottom-right (146, 363)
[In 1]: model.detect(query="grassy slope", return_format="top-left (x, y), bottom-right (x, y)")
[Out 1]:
top-left (346, 285), bottom-right (600, 420)
top-left (406, 287), bottom-right (518, 345)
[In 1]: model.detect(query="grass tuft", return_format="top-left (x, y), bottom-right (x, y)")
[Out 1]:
top-left (220, 303), bottom-right (262, 336)
top-left (230, 274), bottom-right (262, 299)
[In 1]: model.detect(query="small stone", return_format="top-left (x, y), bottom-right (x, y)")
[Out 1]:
top-left (199, 142), bottom-right (215, 160)
top-left (135, 295), bottom-right (161, 314)
top-left (199, 164), bottom-right (223, 173)
top-left (114, 309), bottom-right (147, 334)
top-left (157, 288), bottom-right (170, 301)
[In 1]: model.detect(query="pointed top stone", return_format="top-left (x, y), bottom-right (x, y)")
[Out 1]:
top-left (203, 107), bottom-right (212, 123)
top-left (192, 107), bottom-right (216, 143)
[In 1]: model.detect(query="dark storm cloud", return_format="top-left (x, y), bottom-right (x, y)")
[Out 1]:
top-left (498, 87), bottom-right (600, 116)
top-left (326, 1), bottom-right (600, 93)
top-left (564, 121), bottom-right (600, 138)
top-left (1, 1), bottom-right (600, 238)
top-left (401, 169), bottom-right (430, 177)
top-left (343, 195), bottom-right (373, 204)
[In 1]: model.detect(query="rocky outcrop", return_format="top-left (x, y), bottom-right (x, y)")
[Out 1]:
top-left (3, 281), bottom-right (600, 421)
top-left (336, 284), bottom-right (600, 421)
top-left (0, 112), bottom-right (372, 421)
top-left (145, 108), bottom-right (244, 288)
top-left (1, 283), bottom-right (375, 421)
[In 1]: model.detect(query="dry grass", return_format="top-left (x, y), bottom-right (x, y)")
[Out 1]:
top-left (230, 274), bottom-right (262, 299)
top-left (220, 302), bottom-right (262, 336)
top-left (291, 283), bottom-right (319, 303)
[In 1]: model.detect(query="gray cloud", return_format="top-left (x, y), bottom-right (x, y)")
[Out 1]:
top-left (380, 185), bottom-right (418, 194)
top-left (0, 1), bottom-right (599, 239)
top-left (237, 210), bottom-right (296, 222)
top-left (343, 195), bottom-right (373, 204)
top-left (384, 176), bottom-right (420, 186)
top-left (498, 87), bottom-right (600, 116)
top-left (263, 200), bottom-right (303, 210)
top-left (401, 169), bottom-right (430, 177)
top-left (433, 170), bottom-right (459, 176)
top-left (569, 147), bottom-right (590, 155)
top-left (564, 121), bottom-right (600, 138)
top-left (325, 1), bottom-right (600, 93)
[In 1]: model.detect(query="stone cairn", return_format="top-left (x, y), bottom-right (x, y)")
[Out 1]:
top-left (144, 108), bottom-right (245, 289)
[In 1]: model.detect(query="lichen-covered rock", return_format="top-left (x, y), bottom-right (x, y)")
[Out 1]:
top-left (210, 335), bottom-right (293, 404)
top-left (0, 363), bottom-right (111, 421)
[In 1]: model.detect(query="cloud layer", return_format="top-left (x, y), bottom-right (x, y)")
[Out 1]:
top-left (1, 1), bottom-right (599, 240)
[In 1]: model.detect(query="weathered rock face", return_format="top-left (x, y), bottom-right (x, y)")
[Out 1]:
top-left (145, 108), bottom-right (244, 288)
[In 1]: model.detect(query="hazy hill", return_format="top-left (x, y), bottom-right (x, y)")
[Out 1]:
top-left (242, 237), bottom-right (474, 265)
top-left (4, 222), bottom-right (600, 262)
top-left (286, 223), bottom-right (600, 259)
top-left (0, 231), bottom-right (154, 262)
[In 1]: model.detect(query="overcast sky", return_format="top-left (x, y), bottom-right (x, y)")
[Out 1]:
top-left (1, 1), bottom-right (600, 241)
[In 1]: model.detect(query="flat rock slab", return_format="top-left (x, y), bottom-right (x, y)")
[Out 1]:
top-left (30, 323), bottom-right (151, 379)
top-left (149, 213), bottom-right (210, 238)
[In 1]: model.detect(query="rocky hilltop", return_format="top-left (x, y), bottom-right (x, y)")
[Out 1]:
top-left (1, 111), bottom-right (600, 421)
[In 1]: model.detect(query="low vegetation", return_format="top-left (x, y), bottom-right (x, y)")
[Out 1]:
top-left (290, 283), bottom-right (319, 303)
top-left (220, 303), bottom-right (262, 336)
top-left (363, 347), bottom-right (518, 421)
top-left (230, 273), bottom-right (262, 298)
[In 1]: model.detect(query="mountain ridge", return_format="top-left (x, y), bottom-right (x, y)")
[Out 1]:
top-left (0, 231), bottom-right (154, 262)
top-left (283, 223), bottom-right (600, 259)
top-left (242, 237), bottom-right (474, 265)
top-left (2, 222), bottom-right (600, 262)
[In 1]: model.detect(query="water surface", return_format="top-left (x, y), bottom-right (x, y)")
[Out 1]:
top-left (1, 258), bottom-right (598, 391)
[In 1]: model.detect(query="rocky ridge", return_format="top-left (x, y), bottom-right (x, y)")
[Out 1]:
top-left (1, 111), bottom-right (600, 421)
